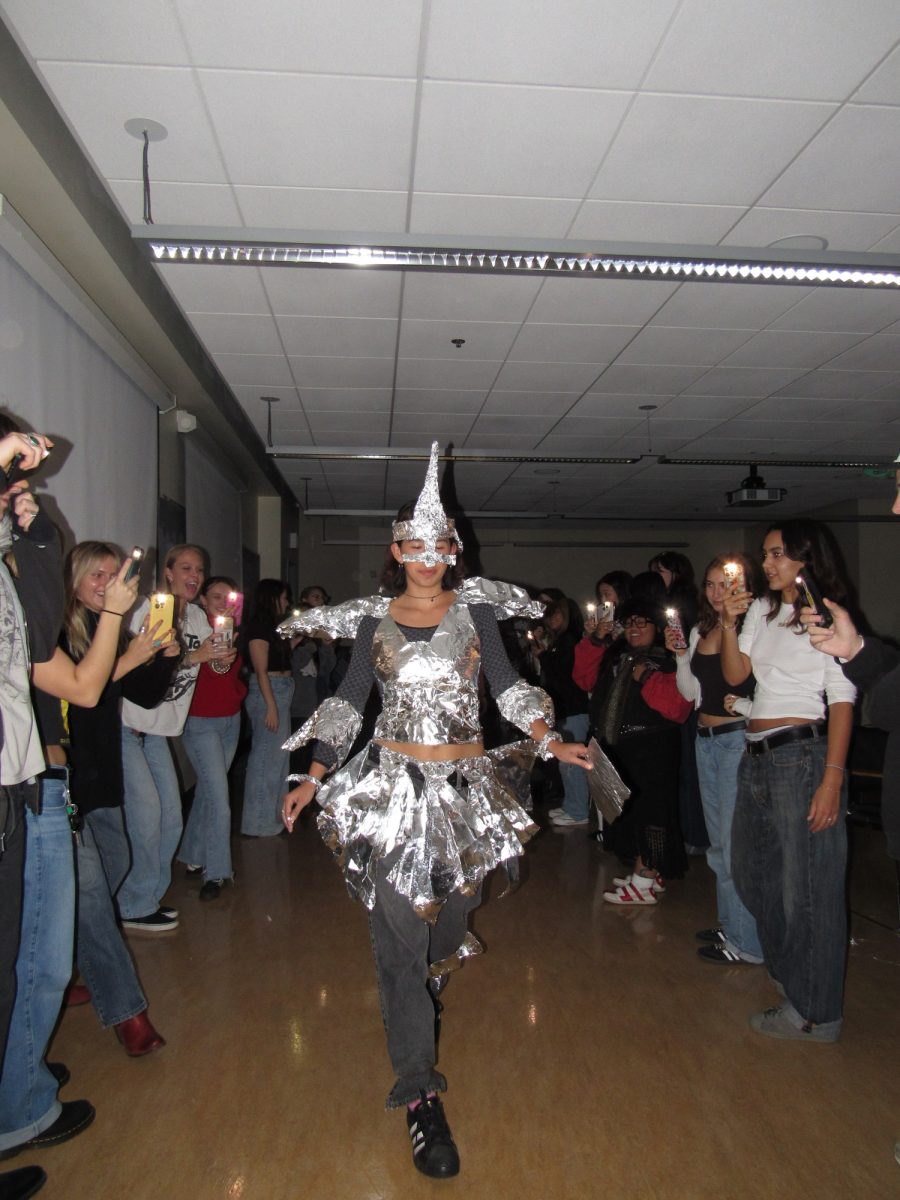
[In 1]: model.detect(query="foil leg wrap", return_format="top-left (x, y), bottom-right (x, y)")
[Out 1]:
top-left (315, 744), bottom-right (538, 923)
top-left (428, 931), bottom-right (485, 981)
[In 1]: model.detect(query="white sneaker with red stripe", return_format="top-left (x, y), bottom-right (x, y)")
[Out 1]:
top-left (612, 872), bottom-right (666, 895)
top-left (603, 877), bottom-right (658, 905)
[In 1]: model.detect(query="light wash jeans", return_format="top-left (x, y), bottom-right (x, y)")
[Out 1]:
top-left (694, 728), bottom-right (763, 960)
top-left (559, 712), bottom-right (590, 821)
top-left (733, 736), bottom-right (847, 1027)
top-left (241, 676), bottom-right (294, 837)
top-left (75, 806), bottom-right (146, 1028)
top-left (0, 779), bottom-right (73, 1150)
top-left (118, 728), bottom-right (183, 919)
top-left (179, 713), bottom-right (241, 880)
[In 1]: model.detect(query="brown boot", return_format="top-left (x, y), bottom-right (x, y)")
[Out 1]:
top-left (114, 1012), bottom-right (166, 1057)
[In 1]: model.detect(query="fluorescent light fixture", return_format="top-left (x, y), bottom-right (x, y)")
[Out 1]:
top-left (308, 509), bottom-right (551, 519)
top-left (658, 456), bottom-right (888, 469)
top-left (268, 445), bottom-right (640, 465)
top-left (133, 226), bottom-right (900, 290)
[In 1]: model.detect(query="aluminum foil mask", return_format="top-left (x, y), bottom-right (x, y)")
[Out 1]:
top-left (392, 442), bottom-right (463, 566)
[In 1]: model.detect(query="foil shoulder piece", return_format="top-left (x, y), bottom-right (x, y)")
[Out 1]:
top-left (496, 679), bottom-right (555, 734)
top-left (456, 576), bottom-right (545, 620)
top-left (282, 696), bottom-right (362, 765)
top-left (277, 594), bottom-right (390, 640)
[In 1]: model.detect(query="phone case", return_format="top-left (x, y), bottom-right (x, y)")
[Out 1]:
top-left (149, 593), bottom-right (175, 638)
top-left (796, 571), bottom-right (834, 628)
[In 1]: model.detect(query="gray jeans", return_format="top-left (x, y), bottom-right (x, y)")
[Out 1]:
top-left (369, 845), bottom-right (481, 1108)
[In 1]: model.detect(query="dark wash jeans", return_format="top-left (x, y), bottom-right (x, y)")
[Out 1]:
top-left (0, 783), bottom-right (29, 1064)
top-left (369, 845), bottom-right (481, 1108)
top-left (732, 736), bottom-right (847, 1026)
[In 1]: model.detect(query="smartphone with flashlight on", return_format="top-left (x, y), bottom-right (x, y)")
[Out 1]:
top-left (723, 560), bottom-right (746, 593)
top-left (796, 569), bottom-right (834, 629)
top-left (124, 546), bottom-right (144, 583)
top-left (665, 606), bottom-right (687, 650)
top-left (149, 592), bottom-right (175, 639)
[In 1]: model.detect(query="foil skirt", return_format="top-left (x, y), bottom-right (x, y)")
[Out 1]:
top-left (317, 744), bottom-right (538, 924)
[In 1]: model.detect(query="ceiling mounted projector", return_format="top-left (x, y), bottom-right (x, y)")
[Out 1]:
top-left (727, 465), bottom-right (786, 507)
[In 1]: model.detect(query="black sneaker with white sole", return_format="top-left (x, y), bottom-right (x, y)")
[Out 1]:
top-left (694, 926), bottom-right (724, 944)
top-left (121, 909), bottom-right (178, 932)
top-left (406, 1092), bottom-right (460, 1178)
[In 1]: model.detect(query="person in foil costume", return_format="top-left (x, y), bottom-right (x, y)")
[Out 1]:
top-left (279, 443), bottom-right (591, 1179)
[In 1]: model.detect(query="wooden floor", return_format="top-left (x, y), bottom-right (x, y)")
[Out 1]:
top-left (26, 809), bottom-right (900, 1199)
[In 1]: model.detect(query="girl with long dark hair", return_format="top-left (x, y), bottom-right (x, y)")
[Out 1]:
top-left (721, 520), bottom-right (856, 1040)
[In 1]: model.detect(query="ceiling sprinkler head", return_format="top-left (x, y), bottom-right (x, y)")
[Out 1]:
top-left (451, 338), bottom-right (466, 349)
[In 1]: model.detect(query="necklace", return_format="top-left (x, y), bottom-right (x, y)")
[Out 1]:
top-left (405, 588), bottom-right (444, 603)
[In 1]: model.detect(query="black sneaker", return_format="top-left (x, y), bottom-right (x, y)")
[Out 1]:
top-left (694, 926), bottom-right (724, 944)
top-left (199, 879), bottom-right (223, 902)
top-left (0, 1165), bottom-right (47, 1197)
top-left (121, 909), bottom-right (179, 932)
top-left (47, 1062), bottom-right (70, 1088)
top-left (0, 1100), bottom-right (95, 1160)
top-left (406, 1093), bottom-right (459, 1178)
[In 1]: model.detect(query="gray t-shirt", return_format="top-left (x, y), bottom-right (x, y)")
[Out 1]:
top-left (121, 599), bottom-right (210, 736)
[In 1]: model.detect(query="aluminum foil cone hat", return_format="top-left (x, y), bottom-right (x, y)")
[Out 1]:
top-left (392, 442), bottom-right (463, 566)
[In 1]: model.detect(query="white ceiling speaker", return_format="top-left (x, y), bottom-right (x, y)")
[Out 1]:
top-left (175, 410), bottom-right (197, 434)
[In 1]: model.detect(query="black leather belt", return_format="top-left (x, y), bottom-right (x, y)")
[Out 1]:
top-left (697, 719), bottom-right (747, 739)
top-left (745, 724), bottom-right (822, 756)
top-left (38, 765), bottom-right (69, 781)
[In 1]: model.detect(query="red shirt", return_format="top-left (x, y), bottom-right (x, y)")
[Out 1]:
top-left (189, 623), bottom-right (248, 717)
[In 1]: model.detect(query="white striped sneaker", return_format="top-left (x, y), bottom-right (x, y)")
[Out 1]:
top-left (603, 879), bottom-right (658, 905)
top-left (612, 872), bottom-right (666, 895)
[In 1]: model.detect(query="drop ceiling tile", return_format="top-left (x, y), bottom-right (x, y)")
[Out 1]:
top-left (262, 269), bottom-right (402, 319)
top-left (567, 200), bottom-right (744, 243)
top-left (683, 367), bottom-right (809, 396)
top-left (492, 361), bottom-right (603, 391)
top-left (769, 289), bottom-right (900, 334)
top-left (590, 94), bottom-right (835, 206)
top-left (469, 415), bottom-right (557, 439)
top-left (762, 106), bottom-right (900, 213)
top-left (824, 399), bottom-right (900, 421)
top-left (510, 324), bottom-right (637, 363)
top-left (288, 356), bottom-right (395, 388)
top-left (639, 417), bottom-right (723, 439)
top-left (462, 434), bottom-right (545, 451)
top-left (402, 274), bottom-right (542, 322)
top-left (156, 264), bottom-right (271, 314)
top-left (301, 389), bottom-right (393, 413)
top-left (231, 384), bottom-right (301, 411)
top-left (608, 434), bottom-right (692, 454)
top-left (721, 418), bottom-right (861, 443)
top-left (109, 180), bottom-right (242, 227)
top-left (37, 63), bottom-right (225, 182)
top-left (654, 394), bottom-right (758, 419)
top-left (589, 365), bottom-right (709, 393)
top-left (552, 416), bottom-right (645, 438)
top-left (538, 433), bottom-right (632, 454)
top-left (527, 278), bottom-right (678, 326)
top-left (399, 320), bottom-right (519, 361)
top-left (771, 370), bottom-right (900, 398)
top-left (720, 331), bottom-right (867, 370)
top-left (177, 0), bottom-right (423, 75)
top-left (234, 186), bottom-right (408, 232)
top-left (393, 390), bottom-right (486, 415)
top-left (189, 312), bottom-right (283, 355)
top-left (867, 223), bottom-right (900, 252)
top-left (819, 333), bottom-right (900, 372)
top-left (645, 0), bottom-right (900, 101)
top-left (619, 327), bottom-right (754, 366)
top-left (571, 393), bottom-right (674, 418)
top-left (213, 353), bottom-right (294, 387)
top-left (308, 428), bottom-right (390, 447)
top-left (307, 412), bottom-right (390, 436)
top-left (200, 71), bottom-right (416, 190)
top-left (483, 392), bottom-right (580, 417)
top-left (276, 315), bottom-right (397, 358)
top-left (650, 282), bottom-right (811, 329)
top-left (739, 396), bottom-right (846, 421)
top-left (677, 435), bottom-right (811, 456)
top-left (4, 0), bottom-right (187, 60)
top-left (390, 415), bottom-right (468, 438)
top-left (395, 358), bottom-right (501, 389)
top-left (414, 82), bottom-right (631, 199)
top-left (721, 207), bottom-right (900, 252)
top-left (851, 42), bottom-right (900, 104)
top-left (409, 194), bottom-right (580, 238)
top-left (425, 0), bottom-right (678, 89)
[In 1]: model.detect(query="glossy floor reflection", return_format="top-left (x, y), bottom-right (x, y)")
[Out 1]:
top-left (26, 812), bottom-right (900, 1199)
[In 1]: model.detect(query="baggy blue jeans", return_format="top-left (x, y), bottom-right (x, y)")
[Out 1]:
top-left (241, 676), bottom-right (294, 837)
top-left (559, 712), bottom-right (590, 822)
top-left (694, 729), bottom-right (762, 960)
top-left (179, 713), bottom-right (241, 880)
top-left (118, 728), bottom-right (183, 919)
top-left (0, 780), bottom-right (73, 1150)
top-left (75, 806), bottom-right (146, 1028)
top-left (732, 737), bottom-right (847, 1026)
